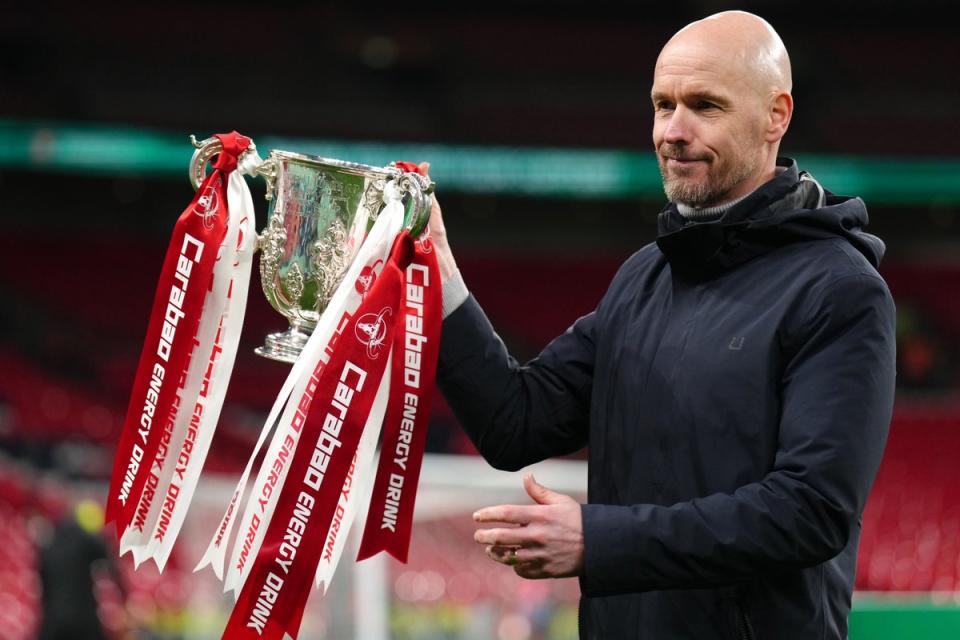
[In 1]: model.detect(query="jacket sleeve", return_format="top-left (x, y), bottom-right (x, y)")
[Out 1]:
top-left (580, 273), bottom-right (896, 595)
top-left (436, 294), bottom-right (594, 471)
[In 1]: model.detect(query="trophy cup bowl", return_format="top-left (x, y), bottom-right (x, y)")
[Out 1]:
top-left (189, 136), bottom-right (433, 363)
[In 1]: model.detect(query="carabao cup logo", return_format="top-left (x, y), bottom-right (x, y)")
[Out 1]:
top-left (417, 233), bottom-right (434, 254)
top-left (355, 307), bottom-right (391, 359)
top-left (354, 260), bottom-right (384, 297)
top-left (193, 182), bottom-right (220, 230)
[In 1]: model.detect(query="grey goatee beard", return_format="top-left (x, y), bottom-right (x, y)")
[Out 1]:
top-left (659, 146), bottom-right (761, 208)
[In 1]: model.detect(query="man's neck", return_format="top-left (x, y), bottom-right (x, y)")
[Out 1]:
top-left (675, 165), bottom-right (786, 221)
top-left (676, 193), bottom-right (750, 221)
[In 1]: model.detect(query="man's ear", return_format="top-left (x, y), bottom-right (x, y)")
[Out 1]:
top-left (766, 91), bottom-right (793, 143)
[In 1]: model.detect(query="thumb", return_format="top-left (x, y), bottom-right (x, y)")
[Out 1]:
top-left (524, 473), bottom-right (569, 505)
top-left (418, 161), bottom-right (431, 177)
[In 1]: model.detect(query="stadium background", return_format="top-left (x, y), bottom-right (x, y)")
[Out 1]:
top-left (2, 2), bottom-right (959, 638)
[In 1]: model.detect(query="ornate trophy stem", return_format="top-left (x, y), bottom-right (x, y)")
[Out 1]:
top-left (255, 319), bottom-right (313, 363)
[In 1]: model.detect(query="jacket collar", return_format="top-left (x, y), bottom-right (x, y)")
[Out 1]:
top-left (658, 158), bottom-right (800, 235)
top-left (654, 158), bottom-right (830, 280)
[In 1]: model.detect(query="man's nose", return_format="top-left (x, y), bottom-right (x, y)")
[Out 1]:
top-left (663, 106), bottom-right (692, 145)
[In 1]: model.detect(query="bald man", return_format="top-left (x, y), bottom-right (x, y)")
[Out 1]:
top-left (425, 11), bottom-right (895, 639)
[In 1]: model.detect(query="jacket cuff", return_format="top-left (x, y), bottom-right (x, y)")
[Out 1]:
top-left (442, 268), bottom-right (469, 318)
top-left (580, 503), bottom-right (649, 596)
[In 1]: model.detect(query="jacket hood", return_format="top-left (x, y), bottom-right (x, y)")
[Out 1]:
top-left (655, 158), bottom-right (886, 279)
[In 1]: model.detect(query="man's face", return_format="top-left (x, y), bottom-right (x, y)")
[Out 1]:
top-left (651, 44), bottom-right (769, 207)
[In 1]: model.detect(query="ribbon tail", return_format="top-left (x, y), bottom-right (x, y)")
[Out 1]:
top-left (109, 172), bottom-right (231, 543)
top-left (196, 176), bottom-right (316, 582)
top-left (128, 173), bottom-right (242, 567)
top-left (150, 170), bottom-right (254, 572)
top-left (221, 197), bottom-right (406, 599)
top-left (357, 237), bottom-right (441, 563)
top-left (224, 243), bottom-right (406, 640)
top-left (221, 190), bottom-right (407, 640)
top-left (315, 360), bottom-right (391, 593)
top-left (195, 346), bottom-right (303, 581)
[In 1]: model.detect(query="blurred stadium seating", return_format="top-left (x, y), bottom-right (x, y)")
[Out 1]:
top-left (2, 2), bottom-right (960, 638)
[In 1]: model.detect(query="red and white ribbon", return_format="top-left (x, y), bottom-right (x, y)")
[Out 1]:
top-left (312, 232), bottom-right (442, 593)
top-left (357, 235), bottom-right (441, 563)
top-left (112, 140), bottom-right (442, 639)
top-left (108, 133), bottom-right (256, 564)
top-left (224, 229), bottom-right (416, 639)
top-left (157, 165), bottom-right (256, 571)
top-left (195, 185), bottom-right (406, 592)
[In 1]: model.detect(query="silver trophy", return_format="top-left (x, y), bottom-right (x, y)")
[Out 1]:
top-left (189, 136), bottom-right (433, 363)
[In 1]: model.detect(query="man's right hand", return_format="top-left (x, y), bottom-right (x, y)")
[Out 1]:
top-left (417, 161), bottom-right (459, 283)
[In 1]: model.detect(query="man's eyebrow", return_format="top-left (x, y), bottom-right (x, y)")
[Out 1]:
top-left (650, 90), bottom-right (730, 105)
top-left (689, 91), bottom-right (729, 105)
top-left (651, 91), bottom-right (671, 103)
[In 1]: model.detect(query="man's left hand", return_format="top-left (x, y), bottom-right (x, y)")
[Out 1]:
top-left (473, 474), bottom-right (584, 579)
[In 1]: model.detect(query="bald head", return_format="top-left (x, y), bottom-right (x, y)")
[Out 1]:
top-left (651, 11), bottom-right (795, 208)
top-left (662, 11), bottom-right (792, 98)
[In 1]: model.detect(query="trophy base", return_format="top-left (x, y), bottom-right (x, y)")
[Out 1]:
top-left (254, 324), bottom-right (313, 364)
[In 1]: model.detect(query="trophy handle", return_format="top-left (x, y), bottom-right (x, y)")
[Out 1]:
top-left (395, 171), bottom-right (434, 238)
top-left (189, 134), bottom-right (268, 192)
top-left (189, 135), bottom-right (220, 190)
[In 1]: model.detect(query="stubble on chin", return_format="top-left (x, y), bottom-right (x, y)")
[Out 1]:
top-left (661, 154), bottom-right (760, 209)
top-left (660, 162), bottom-right (713, 207)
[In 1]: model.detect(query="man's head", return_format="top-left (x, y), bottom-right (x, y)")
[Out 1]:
top-left (652, 11), bottom-right (793, 208)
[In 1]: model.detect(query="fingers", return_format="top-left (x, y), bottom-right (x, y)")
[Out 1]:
top-left (486, 545), bottom-right (540, 565)
top-left (513, 562), bottom-right (549, 579)
top-left (485, 545), bottom-right (549, 579)
top-left (473, 504), bottom-right (542, 525)
top-left (486, 544), bottom-right (518, 564)
top-left (474, 476), bottom-right (584, 580)
top-left (428, 194), bottom-right (444, 235)
top-left (524, 473), bottom-right (556, 505)
top-left (414, 160), bottom-right (459, 279)
top-left (524, 473), bottom-right (577, 506)
top-left (474, 525), bottom-right (535, 547)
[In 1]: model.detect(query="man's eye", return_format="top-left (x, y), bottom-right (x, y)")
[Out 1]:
top-left (655, 101), bottom-right (674, 111)
top-left (696, 101), bottom-right (719, 110)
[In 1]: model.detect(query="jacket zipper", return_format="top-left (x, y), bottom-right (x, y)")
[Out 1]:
top-left (733, 599), bottom-right (754, 640)
top-left (578, 598), bottom-right (584, 639)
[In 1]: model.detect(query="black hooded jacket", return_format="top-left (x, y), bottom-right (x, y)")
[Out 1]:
top-left (437, 159), bottom-right (896, 639)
